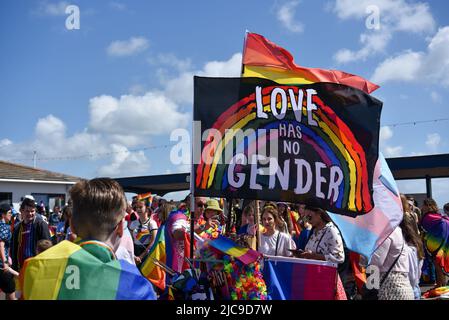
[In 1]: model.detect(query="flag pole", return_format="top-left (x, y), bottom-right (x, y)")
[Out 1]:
top-left (255, 200), bottom-right (261, 251)
top-left (190, 82), bottom-right (196, 260)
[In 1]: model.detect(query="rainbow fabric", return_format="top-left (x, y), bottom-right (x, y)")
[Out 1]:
top-left (194, 78), bottom-right (380, 215)
top-left (137, 192), bottom-right (152, 200)
top-left (422, 212), bottom-right (449, 275)
top-left (20, 240), bottom-right (156, 300)
top-left (140, 225), bottom-right (167, 290)
top-left (140, 209), bottom-right (192, 290)
top-left (263, 256), bottom-right (337, 300)
top-left (422, 286), bottom-right (449, 299)
top-left (327, 153), bottom-right (404, 259)
top-left (135, 229), bottom-right (151, 244)
top-left (242, 32), bottom-right (379, 94)
top-left (208, 235), bottom-right (261, 265)
top-left (239, 32), bottom-right (400, 259)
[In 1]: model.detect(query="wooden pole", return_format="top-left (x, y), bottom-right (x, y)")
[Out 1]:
top-left (255, 200), bottom-right (261, 251)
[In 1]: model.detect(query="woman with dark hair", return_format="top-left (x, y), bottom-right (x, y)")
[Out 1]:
top-left (299, 206), bottom-right (344, 264)
top-left (369, 224), bottom-right (414, 300)
top-left (258, 205), bottom-right (296, 257)
top-left (421, 198), bottom-right (448, 288)
top-left (277, 202), bottom-right (293, 235)
top-left (401, 212), bottom-right (424, 299)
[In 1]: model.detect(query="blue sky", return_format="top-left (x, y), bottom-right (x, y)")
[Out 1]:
top-left (1, 0), bottom-right (448, 205)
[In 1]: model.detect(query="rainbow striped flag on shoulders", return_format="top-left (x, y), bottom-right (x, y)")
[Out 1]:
top-left (20, 240), bottom-right (157, 300)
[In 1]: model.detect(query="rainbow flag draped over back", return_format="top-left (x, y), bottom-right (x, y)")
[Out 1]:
top-left (422, 212), bottom-right (449, 275)
top-left (243, 32), bottom-right (379, 94)
top-left (20, 240), bottom-right (156, 300)
top-left (208, 235), bottom-right (261, 265)
top-left (327, 153), bottom-right (403, 259)
top-left (140, 224), bottom-right (167, 290)
top-left (140, 209), bottom-right (192, 290)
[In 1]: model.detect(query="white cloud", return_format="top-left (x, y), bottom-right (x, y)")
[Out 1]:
top-left (371, 51), bottom-right (422, 83)
top-left (426, 133), bottom-right (441, 151)
top-left (384, 145), bottom-right (403, 157)
top-left (334, 31), bottom-right (391, 63)
top-left (430, 91), bottom-right (442, 103)
top-left (88, 92), bottom-right (189, 136)
top-left (380, 125), bottom-right (393, 143)
top-left (332, 0), bottom-right (435, 63)
top-left (0, 139), bottom-right (13, 148)
top-left (110, 2), bottom-right (126, 11)
top-left (371, 26), bottom-right (449, 86)
top-left (163, 53), bottom-right (242, 105)
top-left (277, 1), bottom-right (304, 33)
top-left (107, 37), bottom-right (149, 57)
top-left (379, 126), bottom-right (403, 157)
top-left (148, 54), bottom-right (192, 73)
top-left (0, 115), bottom-right (109, 162)
top-left (333, 0), bottom-right (435, 33)
top-left (36, 1), bottom-right (70, 16)
top-left (97, 144), bottom-right (150, 177)
top-left (0, 52), bottom-right (243, 177)
top-left (35, 114), bottom-right (66, 140)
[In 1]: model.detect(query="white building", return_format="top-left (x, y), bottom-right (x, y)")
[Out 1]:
top-left (0, 160), bottom-right (81, 211)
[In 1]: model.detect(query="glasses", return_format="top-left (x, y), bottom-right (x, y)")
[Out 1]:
top-left (196, 203), bottom-right (205, 208)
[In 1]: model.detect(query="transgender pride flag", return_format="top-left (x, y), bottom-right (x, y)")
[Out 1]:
top-left (328, 153), bottom-right (404, 260)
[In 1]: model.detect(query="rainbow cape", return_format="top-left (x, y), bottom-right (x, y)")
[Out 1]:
top-left (243, 32), bottom-right (379, 94)
top-left (422, 212), bottom-right (449, 275)
top-left (208, 236), bottom-right (261, 265)
top-left (20, 240), bottom-right (156, 300)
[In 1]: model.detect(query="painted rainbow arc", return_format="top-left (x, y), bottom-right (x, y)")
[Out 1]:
top-left (196, 85), bottom-right (373, 213)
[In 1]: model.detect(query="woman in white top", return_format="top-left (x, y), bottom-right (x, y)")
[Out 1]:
top-left (400, 210), bottom-right (425, 299)
top-left (299, 206), bottom-right (344, 264)
top-left (259, 205), bottom-right (296, 257)
top-left (369, 226), bottom-right (414, 300)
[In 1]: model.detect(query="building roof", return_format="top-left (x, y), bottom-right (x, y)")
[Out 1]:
top-left (0, 160), bottom-right (81, 183)
top-left (386, 153), bottom-right (449, 180)
top-left (115, 154), bottom-right (449, 195)
top-left (115, 173), bottom-right (190, 195)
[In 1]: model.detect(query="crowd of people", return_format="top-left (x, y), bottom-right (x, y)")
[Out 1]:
top-left (0, 177), bottom-right (448, 300)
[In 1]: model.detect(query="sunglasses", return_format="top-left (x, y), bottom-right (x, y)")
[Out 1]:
top-left (196, 203), bottom-right (205, 207)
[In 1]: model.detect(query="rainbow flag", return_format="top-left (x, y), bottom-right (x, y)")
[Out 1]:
top-left (135, 229), bottom-right (151, 244)
top-left (422, 212), bottom-right (449, 275)
top-left (49, 226), bottom-right (56, 238)
top-left (140, 225), bottom-right (167, 290)
top-left (208, 236), bottom-right (261, 265)
top-left (243, 32), bottom-right (379, 94)
top-left (423, 286), bottom-right (449, 299)
top-left (327, 153), bottom-right (403, 259)
top-left (140, 209), bottom-right (192, 290)
top-left (263, 255), bottom-right (337, 300)
top-left (137, 192), bottom-right (152, 200)
top-left (20, 240), bottom-right (156, 300)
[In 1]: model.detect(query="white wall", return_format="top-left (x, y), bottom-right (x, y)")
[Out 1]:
top-left (0, 181), bottom-right (74, 210)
